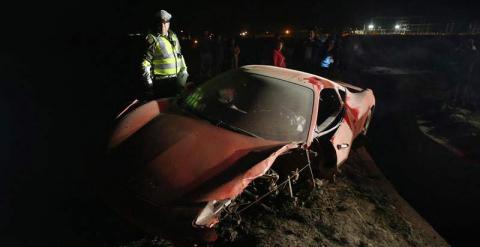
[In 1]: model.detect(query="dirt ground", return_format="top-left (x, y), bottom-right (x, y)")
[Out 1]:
top-left (119, 147), bottom-right (448, 247)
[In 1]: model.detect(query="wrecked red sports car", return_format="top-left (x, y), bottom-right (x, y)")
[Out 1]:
top-left (102, 65), bottom-right (375, 242)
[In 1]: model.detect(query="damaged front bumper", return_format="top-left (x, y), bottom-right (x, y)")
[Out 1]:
top-left (193, 199), bottom-right (232, 228)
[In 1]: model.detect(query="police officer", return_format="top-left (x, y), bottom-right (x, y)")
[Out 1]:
top-left (142, 10), bottom-right (188, 99)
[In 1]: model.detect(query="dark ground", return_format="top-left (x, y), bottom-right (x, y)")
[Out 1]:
top-left (335, 35), bottom-right (480, 247)
top-left (1, 5), bottom-right (480, 246)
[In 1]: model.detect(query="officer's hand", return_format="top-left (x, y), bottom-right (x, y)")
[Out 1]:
top-left (142, 65), bottom-right (153, 88)
top-left (177, 70), bottom-right (189, 88)
top-left (146, 77), bottom-right (153, 88)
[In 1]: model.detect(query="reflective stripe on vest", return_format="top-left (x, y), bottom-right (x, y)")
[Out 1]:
top-left (150, 34), bottom-right (184, 77)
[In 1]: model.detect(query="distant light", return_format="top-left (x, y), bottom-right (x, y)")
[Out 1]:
top-left (368, 24), bottom-right (374, 30)
top-left (180, 30), bottom-right (184, 33)
top-left (395, 24), bottom-right (400, 30)
top-left (194, 39), bottom-right (198, 44)
top-left (285, 29), bottom-right (291, 35)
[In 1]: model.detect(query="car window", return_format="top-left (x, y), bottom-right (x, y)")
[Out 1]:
top-left (182, 70), bottom-right (314, 142)
top-left (316, 88), bottom-right (342, 132)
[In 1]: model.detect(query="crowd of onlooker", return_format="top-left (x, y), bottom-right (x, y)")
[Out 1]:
top-left (185, 29), bottom-right (343, 82)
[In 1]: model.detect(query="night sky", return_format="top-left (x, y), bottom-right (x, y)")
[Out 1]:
top-left (119, 0), bottom-right (477, 31)
top-left (2, 0), bottom-right (477, 37)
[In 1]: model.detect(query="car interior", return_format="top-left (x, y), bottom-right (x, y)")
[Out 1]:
top-left (316, 88), bottom-right (343, 133)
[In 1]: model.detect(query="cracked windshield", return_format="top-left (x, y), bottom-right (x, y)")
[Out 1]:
top-left (182, 70), bottom-right (314, 142)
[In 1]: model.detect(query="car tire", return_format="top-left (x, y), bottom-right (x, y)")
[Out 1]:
top-left (311, 140), bottom-right (338, 181)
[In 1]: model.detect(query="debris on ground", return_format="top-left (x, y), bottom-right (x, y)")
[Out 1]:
top-left (120, 147), bottom-right (448, 247)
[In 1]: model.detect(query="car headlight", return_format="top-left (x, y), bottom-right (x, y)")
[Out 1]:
top-left (193, 199), bottom-right (232, 228)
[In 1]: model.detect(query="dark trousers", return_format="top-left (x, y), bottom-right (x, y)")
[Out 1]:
top-left (152, 77), bottom-right (180, 99)
top-left (303, 59), bottom-right (316, 74)
top-left (318, 67), bottom-right (329, 78)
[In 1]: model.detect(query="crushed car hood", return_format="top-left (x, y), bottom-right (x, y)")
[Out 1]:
top-left (109, 112), bottom-right (295, 205)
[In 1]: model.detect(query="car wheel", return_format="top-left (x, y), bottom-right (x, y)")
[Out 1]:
top-left (311, 139), bottom-right (338, 181)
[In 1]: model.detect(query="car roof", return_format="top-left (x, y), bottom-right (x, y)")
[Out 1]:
top-left (240, 65), bottom-right (337, 90)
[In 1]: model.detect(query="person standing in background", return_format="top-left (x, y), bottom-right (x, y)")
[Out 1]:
top-left (199, 30), bottom-right (214, 78)
top-left (302, 29), bottom-right (321, 73)
top-left (273, 40), bottom-right (286, 68)
top-left (230, 38), bottom-right (241, 69)
top-left (214, 35), bottom-right (226, 75)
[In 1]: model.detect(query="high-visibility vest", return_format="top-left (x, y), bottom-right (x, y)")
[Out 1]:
top-left (142, 31), bottom-right (186, 79)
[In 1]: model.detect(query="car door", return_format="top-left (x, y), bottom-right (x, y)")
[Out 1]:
top-left (330, 88), bottom-right (354, 167)
top-left (330, 118), bottom-right (354, 167)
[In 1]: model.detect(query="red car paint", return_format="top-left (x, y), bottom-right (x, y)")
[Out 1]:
top-left (104, 65), bottom-right (375, 242)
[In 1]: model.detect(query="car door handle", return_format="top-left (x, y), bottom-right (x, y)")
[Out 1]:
top-left (337, 143), bottom-right (349, 150)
